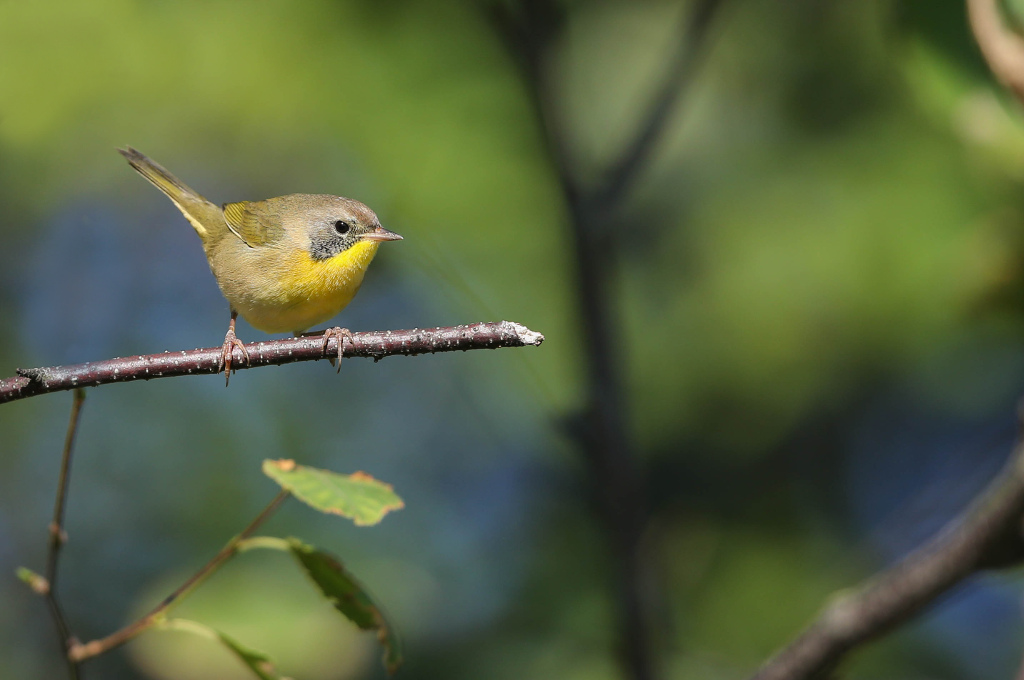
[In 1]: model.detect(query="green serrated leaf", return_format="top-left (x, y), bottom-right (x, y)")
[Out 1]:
top-left (262, 459), bottom-right (404, 526)
top-left (16, 567), bottom-right (49, 594)
top-left (287, 538), bottom-right (402, 674)
top-left (159, 618), bottom-right (289, 680)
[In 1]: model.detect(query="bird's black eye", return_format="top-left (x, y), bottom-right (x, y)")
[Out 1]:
top-left (334, 220), bottom-right (350, 235)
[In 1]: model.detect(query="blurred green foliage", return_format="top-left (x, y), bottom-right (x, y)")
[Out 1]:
top-left (3, 0), bottom-right (1024, 678)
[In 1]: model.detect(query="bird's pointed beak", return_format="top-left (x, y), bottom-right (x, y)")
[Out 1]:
top-left (364, 226), bottom-right (403, 242)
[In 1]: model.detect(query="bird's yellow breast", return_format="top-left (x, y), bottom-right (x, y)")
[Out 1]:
top-left (226, 240), bottom-right (381, 334)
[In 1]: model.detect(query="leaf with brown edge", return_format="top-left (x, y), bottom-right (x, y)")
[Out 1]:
top-left (287, 538), bottom-right (402, 674)
top-left (262, 459), bottom-right (403, 526)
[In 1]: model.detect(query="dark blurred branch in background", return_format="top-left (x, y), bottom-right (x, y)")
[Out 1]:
top-left (750, 2), bottom-right (1024, 677)
top-left (0, 321), bottom-right (543, 403)
top-left (488, 3), bottom-right (727, 679)
top-left (751, 433), bottom-right (1024, 680)
top-left (593, 0), bottom-right (723, 219)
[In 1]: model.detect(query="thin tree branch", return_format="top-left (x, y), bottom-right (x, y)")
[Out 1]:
top-left (750, 438), bottom-right (1024, 680)
top-left (591, 0), bottom-right (726, 216)
top-left (968, 0), bottom-right (1024, 104)
top-left (68, 490), bottom-right (291, 663)
top-left (44, 388), bottom-right (86, 680)
top-left (0, 321), bottom-right (544, 404)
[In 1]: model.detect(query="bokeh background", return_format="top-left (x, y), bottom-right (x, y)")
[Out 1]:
top-left (3, 0), bottom-right (1024, 678)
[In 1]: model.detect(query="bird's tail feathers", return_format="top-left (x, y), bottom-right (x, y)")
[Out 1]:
top-left (118, 147), bottom-right (218, 240)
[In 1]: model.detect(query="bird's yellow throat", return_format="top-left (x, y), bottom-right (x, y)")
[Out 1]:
top-left (283, 239), bottom-right (381, 297)
top-left (254, 239), bottom-right (381, 332)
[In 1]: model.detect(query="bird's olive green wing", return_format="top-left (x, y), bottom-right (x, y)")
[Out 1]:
top-left (222, 201), bottom-right (285, 248)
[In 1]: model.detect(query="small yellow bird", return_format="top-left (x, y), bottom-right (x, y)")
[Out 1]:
top-left (119, 147), bottom-right (402, 383)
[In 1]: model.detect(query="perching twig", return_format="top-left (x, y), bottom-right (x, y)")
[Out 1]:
top-left (45, 389), bottom-right (86, 680)
top-left (68, 490), bottom-right (291, 663)
top-left (750, 437), bottom-right (1024, 680)
top-left (0, 321), bottom-right (544, 404)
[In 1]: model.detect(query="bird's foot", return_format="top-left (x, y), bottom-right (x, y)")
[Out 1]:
top-left (219, 325), bottom-right (250, 386)
top-left (321, 327), bottom-right (355, 372)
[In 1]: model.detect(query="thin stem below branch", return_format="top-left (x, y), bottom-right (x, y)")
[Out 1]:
top-left (1, 321), bottom-right (543, 404)
top-left (45, 388), bottom-right (86, 680)
top-left (68, 490), bottom-right (291, 663)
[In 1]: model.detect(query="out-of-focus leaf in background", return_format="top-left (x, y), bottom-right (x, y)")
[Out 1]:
top-left (285, 538), bottom-right (402, 673)
top-left (4, 0), bottom-right (1024, 678)
top-left (129, 559), bottom-right (372, 680)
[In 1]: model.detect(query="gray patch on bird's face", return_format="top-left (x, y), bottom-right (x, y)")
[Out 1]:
top-left (309, 225), bottom-right (358, 260)
top-left (308, 216), bottom-right (379, 261)
top-left (293, 195), bottom-right (381, 261)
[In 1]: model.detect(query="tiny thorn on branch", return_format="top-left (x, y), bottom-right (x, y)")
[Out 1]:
top-left (0, 321), bottom-right (544, 404)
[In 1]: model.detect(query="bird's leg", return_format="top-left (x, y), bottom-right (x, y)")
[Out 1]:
top-left (220, 310), bottom-right (250, 386)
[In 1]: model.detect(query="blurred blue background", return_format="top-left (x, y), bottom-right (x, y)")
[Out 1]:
top-left (4, 0), bottom-right (1024, 678)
